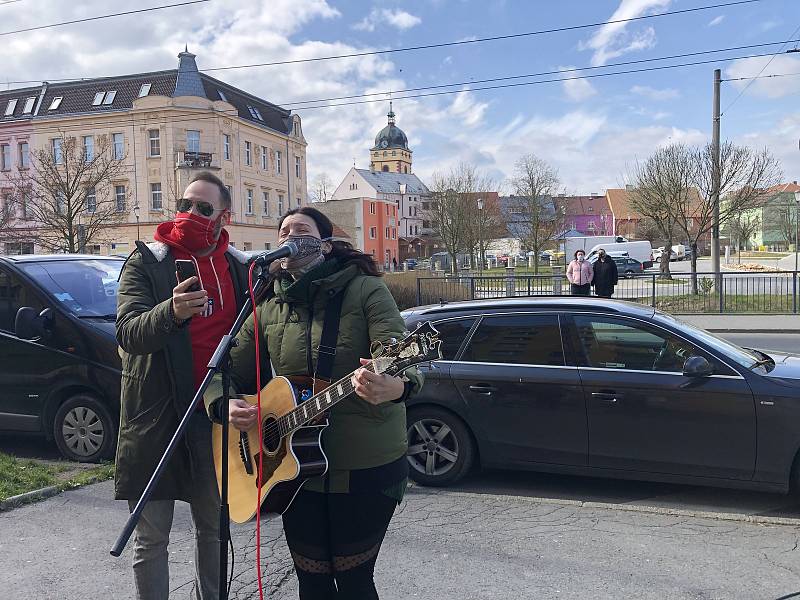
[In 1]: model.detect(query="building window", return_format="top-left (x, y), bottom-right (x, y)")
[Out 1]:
top-left (382, 165), bottom-right (389, 172)
top-left (278, 194), bottom-right (284, 215)
top-left (296, 197), bottom-right (301, 208)
top-left (115, 185), bottom-right (126, 212)
top-left (385, 227), bottom-right (390, 239)
top-left (293, 121), bottom-right (299, 136)
top-left (369, 202), bottom-right (376, 215)
top-left (54, 191), bottom-right (65, 215)
top-left (243, 241), bottom-right (252, 251)
top-left (262, 190), bottom-right (270, 215)
top-left (246, 189), bottom-right (254, 214)
top-left (148, 130), bottom-right (160, 157)
top-left (52, 138), bottom-right (63, 164)
top-left (150, 183), bottom-right (162, 210)
top-left (22, 97), bottom-right (35, 114)
top-left (260, 146), bottom-right (268, 170)
top-left (4, 99), bottom-right (17, 116)
top-left (187, 130), bottom-right (200, 153)
top-left (138, 83), bottom-right (152, 97)
top-left (386, 205), bottom-right (390, 215)
top-left (223, 134), bottom-right (230, 160)
top-left (112, 133), bottom-right (124, 160)
top-left (217, 89), bottom-right (227, 102)
top-left (48, 97), bottom-right (63, 110)
top-left (276, 150), bottom-right (282, 174)
top-left (83, 136), bottom-right (94, 161)
top-left (0, 144), bottom-right (10, 171)
top-left (295, 156), bottom-right (301, 178)
top-left (102, 91), bottom-right (117, 105)
top-left (264, 242), bottom-right (272, 250)
top-left (85, 187), bottom-right (96, 213)
top-left (369, 227), bottom-right (377, 239)
top-left (92, 92), bottom-right (105, 106)
top-left (247, 106), bottom-right (263, 121)
top-left (245, 141), bottom-right (252, 166)
top-left (18, 142), bottom-right (29, 168)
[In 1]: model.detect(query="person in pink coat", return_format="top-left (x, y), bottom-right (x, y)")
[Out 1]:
top-left (566, 250), bottom-right (593, 296)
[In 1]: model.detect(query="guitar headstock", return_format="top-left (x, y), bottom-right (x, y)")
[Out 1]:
top-left (372, 321), bottom-right (442, 376)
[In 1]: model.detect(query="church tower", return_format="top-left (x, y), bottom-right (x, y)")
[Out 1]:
top-left (369, 102), bottom-right (413, 174)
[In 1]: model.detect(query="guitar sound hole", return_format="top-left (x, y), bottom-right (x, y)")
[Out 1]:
top-left (262, 417), bottom-right (282, 454)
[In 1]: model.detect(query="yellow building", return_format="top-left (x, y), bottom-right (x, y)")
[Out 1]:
top-left (369, 102), bottom-right (413, 174)
top-left (0, 49), bottom-right (307, 255)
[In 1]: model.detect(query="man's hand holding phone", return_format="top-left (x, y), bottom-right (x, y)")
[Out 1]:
top-left (173, 261), bottom-right (208, 322)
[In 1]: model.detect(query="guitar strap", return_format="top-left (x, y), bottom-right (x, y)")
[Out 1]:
top-left (315, 286), bottom-right (347, 383)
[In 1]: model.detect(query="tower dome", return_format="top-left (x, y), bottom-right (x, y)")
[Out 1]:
top-left (372, 103), bottom-right (408, 150)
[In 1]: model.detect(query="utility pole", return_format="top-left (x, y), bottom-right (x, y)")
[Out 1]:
top-left (711, 69), bottom-right (722, 287)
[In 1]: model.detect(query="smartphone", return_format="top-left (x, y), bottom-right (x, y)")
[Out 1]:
top-left (175, 259), bottom-right (201, 292)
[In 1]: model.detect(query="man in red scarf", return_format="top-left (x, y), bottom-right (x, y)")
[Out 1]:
top-left (115, 171), bottom-right (250, 599)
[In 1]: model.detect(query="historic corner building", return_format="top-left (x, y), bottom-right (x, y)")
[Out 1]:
top-left (0, 49), bottom-right (307, 255)
top-left (319, 104), bottom-right (434, 267)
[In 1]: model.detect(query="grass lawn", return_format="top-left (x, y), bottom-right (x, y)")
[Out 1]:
top-left (0, 452), bottom-right (115, 502)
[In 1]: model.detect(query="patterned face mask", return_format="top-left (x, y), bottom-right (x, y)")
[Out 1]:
top-left (279, 235), bottom-right (331, 277)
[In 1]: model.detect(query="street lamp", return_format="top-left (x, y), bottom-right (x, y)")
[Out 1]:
top-left (794, 191), bottom-right (800, 274)
top-left (133, 203), bottom-right (140, 242)
top-left (398, 183), bottom-right (407, 271)
top-left (477, 198), bottom-right (484, 275)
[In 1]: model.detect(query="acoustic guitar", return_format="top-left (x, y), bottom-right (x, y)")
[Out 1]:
top-left (212, 321), bottom-right (442, 523)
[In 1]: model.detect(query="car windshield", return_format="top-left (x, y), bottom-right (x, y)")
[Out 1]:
top-left (19, 259), bottom-right (122, 318)
top-left (654, 312), bottom-right (762, 368)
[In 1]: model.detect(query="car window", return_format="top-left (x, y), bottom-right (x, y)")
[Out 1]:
top-left (0, 267), bottom-right (43, 333)
top-left (432, 318), bottom-right (476, 360)
top-left (461, 314), bottom-right (565, 366)
top-left (574, 315), bottom-right (699, 373)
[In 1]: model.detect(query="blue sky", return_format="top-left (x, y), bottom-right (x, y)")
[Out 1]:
top-left (2, 0), bottom-right (799, 192)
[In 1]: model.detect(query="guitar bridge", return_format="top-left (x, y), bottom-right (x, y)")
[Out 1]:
top-left (239, 432), bottom-right (253, 475)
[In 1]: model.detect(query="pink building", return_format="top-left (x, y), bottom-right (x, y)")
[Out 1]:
top-left (554, 194), bottom-right (613, 236)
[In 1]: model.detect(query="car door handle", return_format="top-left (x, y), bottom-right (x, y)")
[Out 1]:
top-left (591, 392), bottom-right (623, 403)
top-left (469, 384), bottom-right (497, 395)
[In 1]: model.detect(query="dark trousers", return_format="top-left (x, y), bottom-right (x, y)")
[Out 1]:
top-left (282, 489), bottom-right (398, 599)
top-left (571, 283), bottom-right (591, 296)
top-left (595, 286), bottom-right (614, 298)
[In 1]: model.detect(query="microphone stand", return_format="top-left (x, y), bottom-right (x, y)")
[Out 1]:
top-left (111, 259), bottom-right (274, 600)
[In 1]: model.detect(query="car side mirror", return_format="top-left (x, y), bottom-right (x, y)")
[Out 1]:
top-left (14, 307), bottom-right (54, 340)
top-left (683, 355), bottom-right (713, 378)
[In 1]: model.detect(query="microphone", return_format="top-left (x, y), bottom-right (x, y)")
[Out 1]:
top-left (251, 241), bottom-right (298, 266)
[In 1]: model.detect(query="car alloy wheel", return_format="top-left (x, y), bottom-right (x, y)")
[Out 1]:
top-left (406, 407), bottom-right (475, 486)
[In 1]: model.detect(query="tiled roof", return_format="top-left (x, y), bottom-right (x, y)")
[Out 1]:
top-left (606, 187), bottom-right (705, 219)
top-left (354, 169), bottom-right (430, 195)
top-left (553, 195), bottom-right (611, 216)
top-left (0, 55), bottom-right (293, 134)
top-left (765, 182), bottom-right (800, 196)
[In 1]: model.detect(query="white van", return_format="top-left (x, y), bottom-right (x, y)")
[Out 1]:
top-left (587, 240), bottom-right (653, 268)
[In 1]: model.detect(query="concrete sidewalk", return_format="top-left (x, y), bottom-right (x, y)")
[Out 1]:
top-left (3, 480), bottom-right (800, 599)
top-left (675, 313), bottom-right (800, 332)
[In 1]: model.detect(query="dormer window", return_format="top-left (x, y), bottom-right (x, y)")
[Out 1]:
top-left (92, 92), bottom-right (105, 106)
top-left (4, 99), bottom-right (17, 116)
top-left (247, 106), bottom-right (263, 121)
top-left (48, 97), bottom-right (63, 110)
top-left (92, 91), bottom-right (117, 106)
top-left (138, 84), bottom-right (152, 98)
top-left (102, 90), bottom-right (117, 105)
top-left (218, 89), bottom-right (227, 102)
top-left (22, 97), bottom-right (35, 114)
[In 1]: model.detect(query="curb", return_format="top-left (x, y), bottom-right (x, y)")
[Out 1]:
top-left (0, 485), bottom-right (61, 511)
top-left (406, 486), bottom-right (800, 527)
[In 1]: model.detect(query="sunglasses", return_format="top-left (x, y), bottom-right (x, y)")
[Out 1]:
top-left (176, 198), bottom-right (222, 217)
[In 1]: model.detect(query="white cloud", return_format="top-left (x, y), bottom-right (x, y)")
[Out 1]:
top-left (708, 15), bottom-right (725, 27)
top-left (725, 55), bottom-right (800, 99)
top-left (581, 0), bottom-right (670, 66)
top-left (559, 66), bottom-right (598, 102)
top-left (736, 113), bottom-right (800, 180)
top-left (354, 8), bottom-right (421, 32)
top-left (630, 85), bottom-right (680, 100)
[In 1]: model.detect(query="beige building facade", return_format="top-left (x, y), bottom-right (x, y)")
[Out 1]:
top-left (0, 49), bottom-right (307, 255)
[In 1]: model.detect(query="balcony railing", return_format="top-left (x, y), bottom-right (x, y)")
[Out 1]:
top-left (178, 151), bottom-right (214, 169)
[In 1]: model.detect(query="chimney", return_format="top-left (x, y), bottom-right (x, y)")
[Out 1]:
top-left (625, 184), bottom-right (634, 192)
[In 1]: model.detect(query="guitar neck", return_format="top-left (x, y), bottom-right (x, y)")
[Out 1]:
top-left (277, 363), bottom-right (379, 436)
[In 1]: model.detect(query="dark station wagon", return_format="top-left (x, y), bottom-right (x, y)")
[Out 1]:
top-left (402, 298), bottom-right (800, 493)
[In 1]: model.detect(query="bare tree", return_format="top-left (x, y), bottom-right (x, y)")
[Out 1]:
top-left (310, 172), bottom-right (333, 203)
top-left (6, 132), bottom-right (129, 253)
top-left (688, 142), bottom-right (781, 288)
top-left (628, 144), bottom-right (692, 280)
top-left (726, 211), bottom-right (761, 263)
top-left (509, 154), bottom-right (563, 274)
top-left (776, 202), bottom-right (798, 250)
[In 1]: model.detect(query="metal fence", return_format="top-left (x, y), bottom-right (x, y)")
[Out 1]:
top-left (415, 271), bottom-right (800, 314)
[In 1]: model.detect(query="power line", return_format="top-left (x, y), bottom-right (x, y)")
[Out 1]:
top-left (0, 0), bottom-right (24, 6)
top-left (17, 46), bottom-right (795, 137)
top-left (723, 71), bottom-right (800, 81)
top-left (281, 39), bottom-right (800, 108)
top-left (0, 0), bottom-right (765, 83)
top-left (0, 0), bottom-right (210, 37)
top-left (721, 22), bottom-right (800, 115)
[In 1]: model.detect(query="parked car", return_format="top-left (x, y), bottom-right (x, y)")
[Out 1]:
top-left (0, 254), bottom-right (123, 462)
top-left (590, 254), bottom-right (644, 278)
top-left (402, 297), bottom-right (800, 493)
top-left (404, 258), bottom-right (418, 270)
top-left (653, 247), bottom-right (676, 263)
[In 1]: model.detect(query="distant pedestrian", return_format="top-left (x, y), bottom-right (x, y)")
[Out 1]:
top-left (592, 249), bottom-right (618, 298)
top-left (567, 250), bottom-right (593, 296)
top-left (392, 256), bottom-right (398, 272)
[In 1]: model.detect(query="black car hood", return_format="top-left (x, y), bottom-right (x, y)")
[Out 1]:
top-left (761, 351), bottom-right (800, 381)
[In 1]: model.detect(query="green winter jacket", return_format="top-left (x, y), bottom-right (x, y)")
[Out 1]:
top-left (204, 259), bottom-right (423, 472)
top-left (114, 240), bottom-right (249, 501)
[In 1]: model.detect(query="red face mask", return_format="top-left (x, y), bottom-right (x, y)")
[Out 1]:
top-left (172, 211), bottom-right (222, 253)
